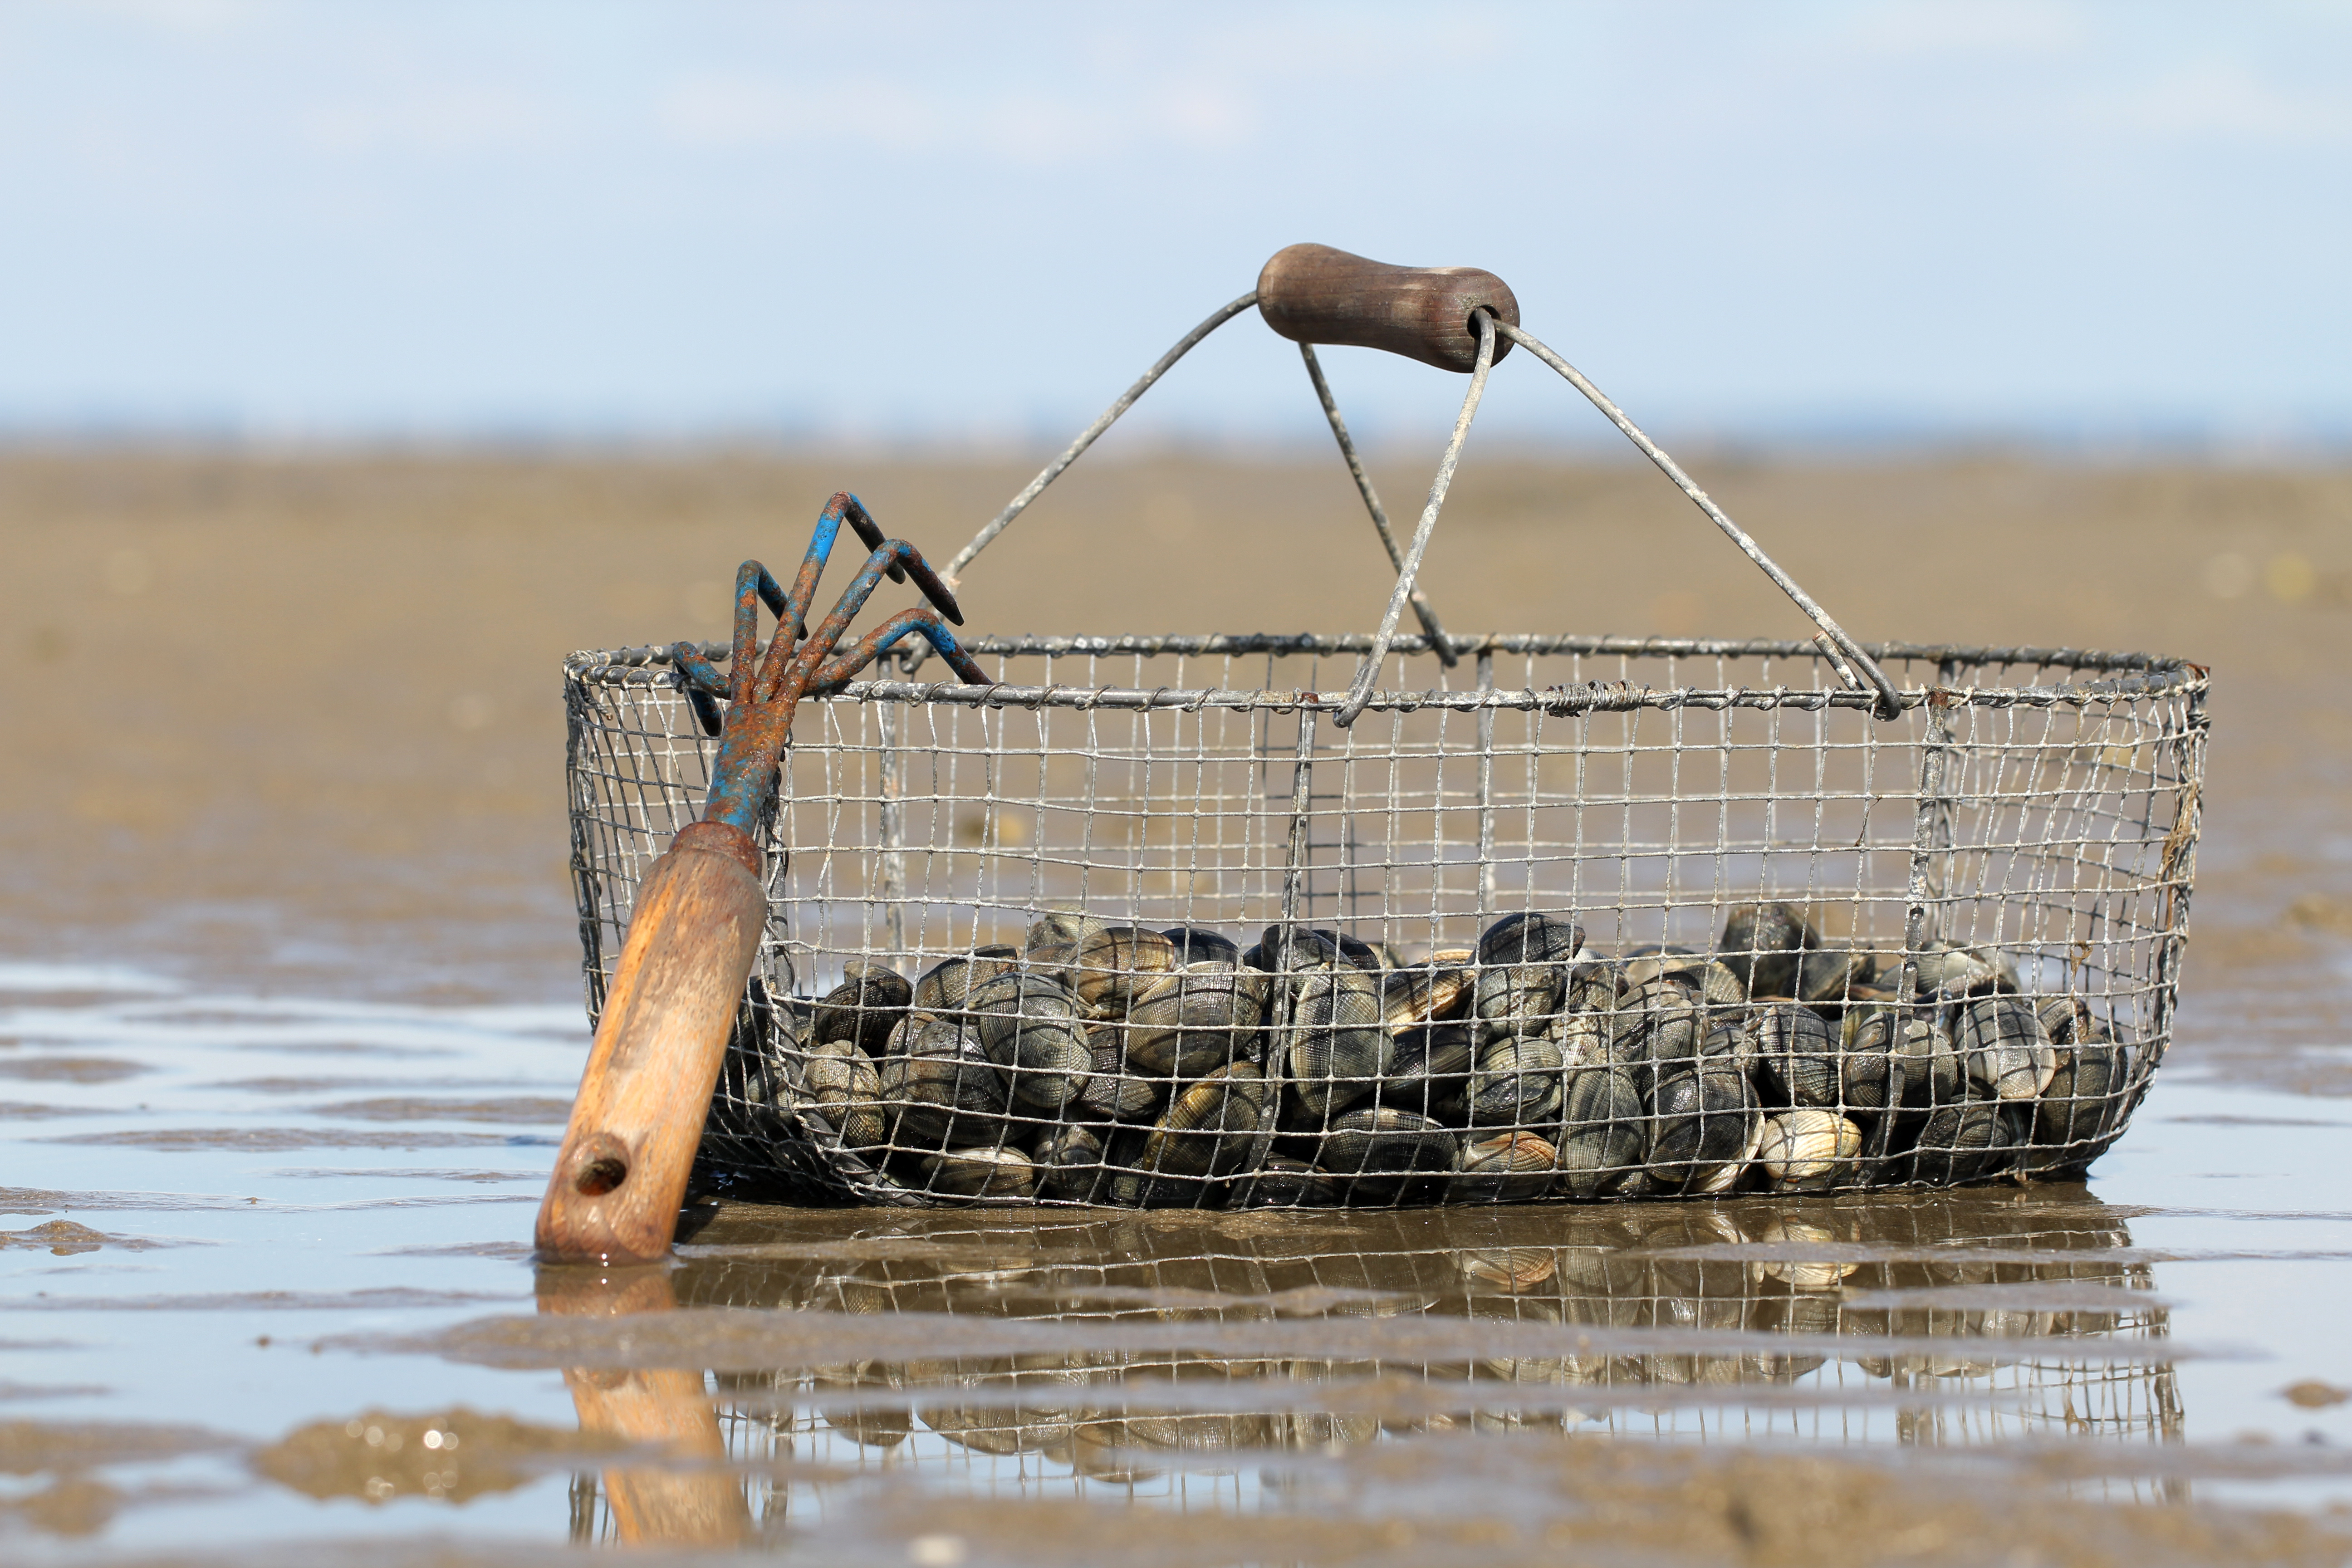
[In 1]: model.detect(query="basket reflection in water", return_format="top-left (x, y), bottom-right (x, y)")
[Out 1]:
top-left (554, 1191), bottom-right (2187, 1541)
top-left (567, 634), bottom-right (2205, 1207)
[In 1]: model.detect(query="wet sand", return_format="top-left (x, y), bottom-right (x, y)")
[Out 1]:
top-left (3, 447), bottom-right (2352, 1563)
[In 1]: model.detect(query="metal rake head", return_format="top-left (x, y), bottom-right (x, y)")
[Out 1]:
top-left (671, 490), bottom-right (989, 836)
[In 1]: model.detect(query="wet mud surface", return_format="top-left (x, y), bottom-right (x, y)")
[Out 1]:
top-left (2, 451), bottom-right (2351, 1563)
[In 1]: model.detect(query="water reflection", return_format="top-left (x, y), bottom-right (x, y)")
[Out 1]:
top-left (554, 1187), bottom-right (2183, 1544)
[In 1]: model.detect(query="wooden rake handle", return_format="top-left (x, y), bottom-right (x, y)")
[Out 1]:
top-left (1257, 242), bottom-right (1519, 373)
top-left (534, 820), bottom-right (767, 1264)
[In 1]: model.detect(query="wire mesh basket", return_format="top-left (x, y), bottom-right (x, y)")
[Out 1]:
top-left (564, 247), bottom-right (2208, 1210)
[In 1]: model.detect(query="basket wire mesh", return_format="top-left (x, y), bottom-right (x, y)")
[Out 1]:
top-left (566, 632), bottom-right (2205, 1209)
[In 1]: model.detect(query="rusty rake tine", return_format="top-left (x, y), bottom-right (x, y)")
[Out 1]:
top-left (730, 563), bottom-right (784, 706)
top-left (671, 642), bottom-right (729, 697)
top-left (778, 544), bottom-right (908, 701)
top-left (837, 492), bottom-right (908, 584)
top-left (805, 608), bottom-right (990, 694)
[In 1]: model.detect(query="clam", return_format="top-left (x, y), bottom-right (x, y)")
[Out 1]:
top-left (1380, 965), bottom-right (1475, 1029)
top-left (1912, 941), bottom-right (2019, 1000)
top-left (1751, 1002), bottom-right (1841, 1108)
top-left (1718, 902), bottom-right (1814, 999)
top-left (1230, 1155), bottom-right (1339, 1208)
top-left (801, 1039), bottom-right (886, 1150)
top-left (1794, 949), bottom-right (1874, 1009)
top-left (1465, 1034), bottom-right (1567, 1127)
top-left (1646, 1068), bottom-right (1762, 1194)
top-left (919, 1144), bottom-right (1038, 1199)
top-left (1907, 1100), bottom-right (2022, 1185)
top-left (1121, 964), bottom-right (1270, 1078)
top-left (1845, 1009), bottom-right (1962, 1111)
top-left (912, 948), bottom-right (1021, 1013)
top-left (1285, 963), bottom-right (1392, 1122)
top-left (2027, 1031), bottom-right (2128, 1171)
top-left (1955, 996), bottom-right (2058, 1102)
top-left (961, 972), bottom-right (1092, 1109)
top-left (1034, 1123), bottom-right (1109, 1202)
top-left (811, 959), bottom-right (911, 1056)
top-left (1136, 1062), bottom-right (1276, 1180)
top-left (1622, 951), bottom-right (1746, 1008)
top-left (1250, 925), bottom-right (1381, 975)
top-left (874, 1019), bottom-right (1014, 1148)
top-left (1555, 1065), bottom-right (1646, 1199)
top-left (1021, 910), bottom-right (1110, 976)
top-left (2034, 993), bottom-right (2094, 1046)
top-left (1160, 926), bottom-right (1242, 967)
top-left (1381, 1023), bottom-right (1475, 1124)
top-left (1477, 911), bottom-right (1586, 967)
top-left (1072, 925), bottom-right (1181, 1015)
top-left (1316, 1107), bottom-right (1456, 1201)
top-left (1450, 1131), bottom-right (1559, 1201)
top-left (1551, 1007), bottom-right (1610, 1070)
top-left (1077, 1035), bottom-right (1162, 1121)
top-left (1754, 1109), bottom-right (1863, 1191)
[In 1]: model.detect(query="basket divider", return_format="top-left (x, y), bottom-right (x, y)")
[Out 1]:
top-left (1475, 649), bottom-right (1497, 916)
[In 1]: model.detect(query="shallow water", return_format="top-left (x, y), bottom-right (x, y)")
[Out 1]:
top-left (7, 960), bottom-right (2352, 1566)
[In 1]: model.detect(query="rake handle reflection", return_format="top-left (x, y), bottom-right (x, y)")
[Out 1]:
top-left (535, 492), bottom-right (986, 1264)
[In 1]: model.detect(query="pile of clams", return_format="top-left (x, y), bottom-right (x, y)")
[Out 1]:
top-left (745, 902), bottom-right (2138, 1207)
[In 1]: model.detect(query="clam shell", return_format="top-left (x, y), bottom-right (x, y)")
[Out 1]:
top-left (1476, 911), bottom-right (1586, 966)
top-left (1752, 1002), bottom-right (1841, 1108)
top-left (1022, 911), bottom-right (1110, 976)
top-left (1121, 964), bottom-right (1270, 1077)
top-left (801, 1039), bottom-right (886, 1150)
top-left (913, 949), bottom-right (1021, 1013)
top-left (1718, 902), bottom-right (1814, 999)
top-left (1379, 1023), bottom-right (1475, 1123)
top-left (1380, 965), bottom-right (1474, 1028)
top-left (1755, 1108), bottom-right (1863, 1191)
top-left (1034, 1123), bottom-right (1108, 1201)
top-left (1230, 1155), bottom-right (1340, 1208)
top-left (874, 1020), bottom-right (1014, 1148)
top-left (2027, 1036), bottom-right (2128, 1170)
top-left (1251, 926), bottom-right (1382, 975)
top-left (1316, 1107), bottom-right (1456, 1200)
top-left (1077, 1036), bottom-right (1162, 1120)
top-left (1466, 1034), bottom-right (1567, 1127)
top-left (1955, 996), bottom-right (2058, 1102)
top-left (1555, 1065), bottom-right (1646, 1199)
top-left (1646, 1069), bottom-right (1762, 1193)
top-left (1450, 1131), bottom-right (1559, 1201)
top-left (1907, 1099), bottom-right (2022, 1185)
top-left (1137, 1062), bottom-right (1276, 1179)
top-left (919, 1144), bottom-right (1038, 1199)
top-left (1913, 941), bottom-right (2019, 1000)
top-left (811, 960), bottom-right (912, 1055)
top-left (1073, 925), bottom-right (1181, 1014)
top-left (962, 972), bottom-right (1092, 1108)
top-left (1285, 965), bottom-right (1391, 1122)
top-left (1472, 964), bottom-right (1563, 1041)
top-left (2034, 993), bottom-right (2093, 1047)
top-left (1160, 926), bottom-right (1243, 967)
top-left (1793, 949), bottom-right (1873, 1008)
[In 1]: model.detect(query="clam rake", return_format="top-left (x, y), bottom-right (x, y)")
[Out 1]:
top-left (558, 244), bottom-right (2205, 1227)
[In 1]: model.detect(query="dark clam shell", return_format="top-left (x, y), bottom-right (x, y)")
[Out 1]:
top-left (1077, 1035), bottom-right (1163, 1121)
top-left (1316, 1107), bottom-right (1456, 1200)
top-left (913, 949), bottom-right (1021, 1014)
top-left (1794, 949), bottom-right (1875, 1009)
top-left (1034, 1123), bottom-right (1109, 1201)
top-left (1472, 964), bottom-right (1563, 1042)
top-left (1230, 1155), bottom-right (1338, 1208)
top-left (1476, 911), bottom-right (1586, 967)
top-left (1379, 1023), bottom-right (1475, 1124)
top-left (962, 972), bottom-right (1092, 1109)
top-left (1718, 902), bottom-right (1814, 999)
top-left (1285, 965), bottom-right (1391, 1122)
top-left (1465, 1034), bottom-right (1567, 1127)
top-left (1120, 965), bottom-right (1270, 1078)
top-left (1906, 1100), bottom-right (2024, 1185)
top-left (1646, 1068), bottom-right (1762, 1194)
top-left (1752, 1002), bottom-right (1841, 1108)
top-left (800, 1039), bottom-right (886, 1150)
top-left (1954, 996), bottom-right (2058, 1102)
top-left (1912, 941), bottom-right (2019, 1000)
top-left (1249, 926), bottom-right (1383, 974)
top-left (811, 959), bottom-right (912, 1055)
top-left (875, 1019), bottom-right (1015, 1149)
top-left (2027, 1034), bottom-right (2128, 1171)
top-left (1021, 911), bottom-right (1109, 975)
top-left (1137, 1062), bottom-right (1275, 1179)
top-left (1845, 1009), bottom-right (1963, 1110)
top-left (1556, 1065), bottom-right (1646, 1198)
top-left (1380, 965), bottom-right (1474, 1029)
top-left (1161, 926), bottom-right (1243, 967)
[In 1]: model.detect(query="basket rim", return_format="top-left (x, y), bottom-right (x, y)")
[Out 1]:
top-left (565, 633), bottom-right (2206, 716)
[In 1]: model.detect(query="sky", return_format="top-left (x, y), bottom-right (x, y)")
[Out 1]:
top-left (2, 1), bottom-right (2348, 449)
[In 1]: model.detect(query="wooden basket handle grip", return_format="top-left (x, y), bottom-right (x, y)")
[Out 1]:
top-left (1256, 243), bottom-right (1519, 373)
